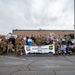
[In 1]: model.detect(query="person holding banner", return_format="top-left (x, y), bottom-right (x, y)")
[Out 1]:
top-left (60, 44), bottom-right (67, 55)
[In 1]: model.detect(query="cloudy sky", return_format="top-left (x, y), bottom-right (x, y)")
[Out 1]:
top-left (0, 0), bottom-right (74, 35)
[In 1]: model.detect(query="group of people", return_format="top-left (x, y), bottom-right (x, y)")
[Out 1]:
top-left (0, 34), bottom-right (75, 55)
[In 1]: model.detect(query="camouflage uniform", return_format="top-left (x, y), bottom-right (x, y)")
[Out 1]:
top-left (65, 35), bottom-right (71, 44)
top-left (41, 37), bottom-right (45, 45)
top-left (20, 39), bottom-right (26, 47)
top-left (55, 42), bottom-right (60, 55)
top-left (0, 40), bottom-right (7, 54)
top-left (7, 42), bottom-right (15, 53)
top-left (32, 40), bottom-right (36, 46)
top-left (36, 37), bottom-right (42, 46)
top-left (15, 37), bottom-right (20, 45)
top-left (20, 39), bottom-right (26, 54)
top-left (16, 42), bottom-right (23, 56)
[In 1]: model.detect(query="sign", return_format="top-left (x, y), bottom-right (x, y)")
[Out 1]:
top-left (5, 33), bottom-right (17, 39)
top-left (24, 44), bottom-right (55, 55)
top-left (5, 34), bottom-right (11, 39)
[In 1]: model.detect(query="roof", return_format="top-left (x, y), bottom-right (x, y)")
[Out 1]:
top-left (13, 29), bottom-right (74, 32)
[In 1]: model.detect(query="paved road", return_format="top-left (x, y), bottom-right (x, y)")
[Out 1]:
top-left (0, 54), bottom-right (75, 75)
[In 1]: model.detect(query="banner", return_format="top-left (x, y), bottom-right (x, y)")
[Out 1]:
top-left (24, 44), bottom-right (55, 55)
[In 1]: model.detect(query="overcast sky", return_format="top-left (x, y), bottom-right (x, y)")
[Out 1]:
top-left (0, 0), bottom-right (74, 35)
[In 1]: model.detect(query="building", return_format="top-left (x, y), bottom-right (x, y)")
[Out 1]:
top-left (12, 29), bottom-right (74, 38)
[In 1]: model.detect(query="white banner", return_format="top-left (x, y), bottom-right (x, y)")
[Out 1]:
top-left (24, 44), bottom-right (55, 55)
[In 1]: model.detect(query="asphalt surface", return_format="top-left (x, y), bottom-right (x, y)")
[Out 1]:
top-left (0, 53), bottom-right (75, 75)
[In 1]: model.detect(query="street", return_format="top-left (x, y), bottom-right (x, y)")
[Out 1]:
top-left (0, 54), bottom-right (75, 75)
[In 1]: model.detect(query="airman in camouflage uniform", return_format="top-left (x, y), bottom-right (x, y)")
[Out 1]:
top-left (16, 41), bottom-right (24, 56)
top-left (57, 35), bottom-right (62, 44)
top-left (15, 36), bottom-right (20, 45)
top-left (7, 42), bottom-right (15, 53)
top-left (55, 42), bottom-right (60, 55)
top-left (32, 40), bottom-right (36, 46)
top-left (37, 37), bottom-right (42, 45)
top-left (0, 39), bottom-right (7, 54)
top-left (20, 38), bottom-right (26, 54)
top-left (41, 36), bottom-right (46, 45)
top-left (35, 35), bottom-right (40, 46)
top-left (65, 35), bottom-right (71, 44)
